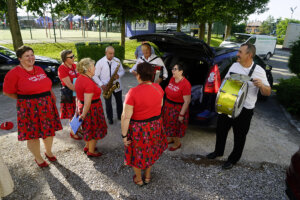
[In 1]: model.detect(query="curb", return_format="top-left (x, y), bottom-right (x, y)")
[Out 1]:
top-left (279, 105), bottom-right (300, 133)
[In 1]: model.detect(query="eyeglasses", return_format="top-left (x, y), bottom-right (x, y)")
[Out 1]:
top-left (172, 68), bottom-right (178, 71)
top-left (67, 55), bottom-right (75, 59)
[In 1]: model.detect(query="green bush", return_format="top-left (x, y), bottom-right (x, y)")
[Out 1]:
top-left (277, 37), bottom-right (284, 45)
top-left (288, 36), bottom-right (300, 78)
top-left (76, 44), bottom-right (125, 62)
top-left (276, 77), bottom-right (300, 115)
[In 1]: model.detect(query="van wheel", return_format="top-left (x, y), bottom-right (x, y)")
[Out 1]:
top-left (265, 52), bottom-right (271, 60)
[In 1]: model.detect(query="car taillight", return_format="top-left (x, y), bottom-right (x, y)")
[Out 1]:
top-left (204, 64), bottom-right (221, 94)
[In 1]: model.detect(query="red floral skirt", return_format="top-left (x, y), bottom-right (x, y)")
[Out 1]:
top-left (124, 117), bottom-right (168, 169)
top-left (60, 97), bottom-right (76, 119)
top-left (78, 100), bottom-right (107, 141)
top-left (162, 101), bottom-right (189, 138)
top-left (17, 95), bottom-right (62, 141)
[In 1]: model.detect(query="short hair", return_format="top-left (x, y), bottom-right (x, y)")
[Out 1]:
top-left (16, 46), bottom-right (34, 58)
top-left (105, 46), bottom-right (114, 52)
top-left (77, 58), bottom-right (95, 74)
top-left (60, 50), bottom-right (73, 62)
top-left (141, 43), bottom-right (151, 50)
top-left (137, 62), bottom-right (154, 81)
top-left (241, 43), bottom-right (256, 58)
top-left (175, 62), bottom-right (187, 77)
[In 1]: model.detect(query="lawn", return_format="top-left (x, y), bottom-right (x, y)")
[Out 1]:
top-left (0, 36), bottom-right (222, 62)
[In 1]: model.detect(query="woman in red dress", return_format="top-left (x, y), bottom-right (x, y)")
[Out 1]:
top-left (163, 63), bottom-right (191, 151)
top-left (122, 62), bottom-right (167, 186)
top-left (58, 50), bottom-right (82, 140)
top-left (75, 58), bottom-right (107, 157)
top-left (3, 46), bottom-right (62, 168)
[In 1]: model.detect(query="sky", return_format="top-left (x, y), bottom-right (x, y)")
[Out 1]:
top-left (17, 0), bottom-right (300, 22)
top-left (248, 0), bottom-right (300, 21)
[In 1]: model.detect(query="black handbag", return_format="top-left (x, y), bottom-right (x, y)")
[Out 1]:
top-left (60, 86), bottom-right (73, 103)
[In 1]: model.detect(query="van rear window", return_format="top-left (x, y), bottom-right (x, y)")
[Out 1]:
top-left (226, 34), bottom-right (251, 43)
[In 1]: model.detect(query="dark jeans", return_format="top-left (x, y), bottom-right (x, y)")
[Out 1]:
top-left (214, 107), bottom-right (254, 164)
top-left (104, 90), bottom-right (123, 120)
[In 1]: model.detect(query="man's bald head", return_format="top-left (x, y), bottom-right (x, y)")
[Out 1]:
top-left (105, 46), bottom-right (115, 60)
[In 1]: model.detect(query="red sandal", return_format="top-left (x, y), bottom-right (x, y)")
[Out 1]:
top-left (45, 153), bottom-right (57, 162)
top-left (35, 159), bottom-right (49, 168)
top-left (133, 175), bottom-right (144, 187)
top-left (169, 143), bottom-right (181, 151)
top-left (83, 147), bottom-right (98, 153)
top-left (70, 132), bottom-right (82, 140)
top-left (87, 151), bottom-right (103, 157)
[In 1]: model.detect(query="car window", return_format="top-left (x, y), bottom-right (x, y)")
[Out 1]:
top-left (0, 55), bottom-right (7, 64)
top-left (0, 47), bottom-right (17, 59)
top-left (247, 37), bottom-right (256, 45)
top-left (226, 34), bottom-right (251, 43)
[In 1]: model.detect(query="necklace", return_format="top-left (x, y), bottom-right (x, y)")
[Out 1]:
top-left (20, 64), bottom-right (35, 75)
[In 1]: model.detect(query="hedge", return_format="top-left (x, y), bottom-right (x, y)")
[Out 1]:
top-left (276, 77), bottom-right (300, 115)
top-left (76, 42), bottom-right (125, 63)
top-left (288, 36), bottom-right (300, 78)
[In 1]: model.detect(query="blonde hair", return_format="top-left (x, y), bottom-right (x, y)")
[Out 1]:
top-left (77, 58), bottom-right (95, 74)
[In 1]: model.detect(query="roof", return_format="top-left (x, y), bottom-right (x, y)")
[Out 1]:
top-left (247, 21), bottom-right (262, 27)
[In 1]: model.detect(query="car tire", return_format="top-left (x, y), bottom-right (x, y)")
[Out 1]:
top-left (264, 52), bottom-right (272, 61)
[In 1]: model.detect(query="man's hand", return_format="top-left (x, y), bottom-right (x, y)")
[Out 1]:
top-left (252, 78), bottom-right (263, 88)
top-left (114, 74), bottom-right (119, 79)
top-left (155, 77), bottom-right (163, 84)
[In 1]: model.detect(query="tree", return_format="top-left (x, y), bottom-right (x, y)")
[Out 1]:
top-left (260, 15), bottom-right (275, 34)
top-left (221, 0), bottom-right (269, 39)
top-left (288, 36), bottom-right (300, 78)
top-left (276, 18), bottom-right (300, 37)
top-left (0, 0), bottom-right (23, 50)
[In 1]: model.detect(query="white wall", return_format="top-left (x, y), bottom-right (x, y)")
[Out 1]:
top-left (283, 23), bottom-right (300, 49)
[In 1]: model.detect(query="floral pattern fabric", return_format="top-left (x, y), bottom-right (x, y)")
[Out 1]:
top-left (162, 101), bottom-right (189, 138)
top-left (78, 101), bottom-right (107, 141)
top-left (60, 97), bottom-right (76, 119)
top-left (17, 95), bottom-right (62, 141)
top-left (124, 118), bottom-right (168, 169)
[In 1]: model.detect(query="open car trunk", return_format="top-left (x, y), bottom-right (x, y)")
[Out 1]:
top-left (130, 33), bottom-right (216, 124)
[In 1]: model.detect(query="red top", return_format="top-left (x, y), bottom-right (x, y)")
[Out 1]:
top-left (165, 77), bottom-right (191, 103)
top-left (125, 83), bottom-right (164, 120)
top-left (3, 66), bottom-right (52, 95)
top-left (75, 75), bottom-right (101, 101)
top-left (58, 64), bottom-right (78, 86)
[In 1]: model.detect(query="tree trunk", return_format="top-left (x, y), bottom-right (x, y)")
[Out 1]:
top-left (7, 0), bottom-right (23, 50)
top-left (121, 12), bottom-right (125, 47)
top-left (207, 22), bottom-right (212, 45)
top-left (176, 13), bottom-right (181, 32)
top-left (199, 23), bottom-right (205, 40)
top-left (225, 23), bottom-right (232, 39)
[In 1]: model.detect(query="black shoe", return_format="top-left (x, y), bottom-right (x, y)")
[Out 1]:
top-left (222, 161), bottom-right (234, 170)
top-left (206, 152), bottom-right (221, 159)
top-left (108, 119), bottom-right (113, 124)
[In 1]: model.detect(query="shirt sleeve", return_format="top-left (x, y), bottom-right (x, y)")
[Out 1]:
top-left (130, 58), bottom-right (142, 73)
top-left (182, 80), bottom-right (192, 96)
top-left (84, 80), bottom-right (94, 93)
top-left (3, 69), bottom-right (18, 94)
top-left (124, 88), bottom-right (135, 106)
top-left (93, 60), bottom-right (103, 87)
top-left (58, 65), bottom-right (69, 79)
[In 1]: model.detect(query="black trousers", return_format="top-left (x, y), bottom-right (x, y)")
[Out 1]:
top-left (104, 90), bottom-right (123, 120)
top-left (214, 107), bottom-right (254, 164)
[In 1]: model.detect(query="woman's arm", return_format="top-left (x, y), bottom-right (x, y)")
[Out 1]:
top-left (121, 103), bottom-right (134, 146)
top-left (3, 92), bottom-right (17, 100)
top-left (62, 76), bottom-right (75, 91)
top-left (79, 93), bottom-right (93, 120)
top-left (178, 95), bottom-right (191, 123)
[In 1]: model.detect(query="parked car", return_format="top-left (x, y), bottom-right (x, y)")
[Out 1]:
top-left (0, 45), bottom-right (60, 86)
top-left (220, 33), bottom-right (277, 60)
top-left (130, 32), bottom-right (273, 125)
top-left (286, 147), bottom-right (300, 200)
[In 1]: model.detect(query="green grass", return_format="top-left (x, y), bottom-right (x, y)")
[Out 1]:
top-left (0, 36), bottom-right (223, 63)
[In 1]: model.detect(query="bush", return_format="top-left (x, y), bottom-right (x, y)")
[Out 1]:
top-left (76, 43), bottom-right (125, 63)
top-left (276, 77), bottom-right (300, 115)
top-left (277, 37), bottom-right (284, 45)
top-left (288, 36), bottom-right (300, 78)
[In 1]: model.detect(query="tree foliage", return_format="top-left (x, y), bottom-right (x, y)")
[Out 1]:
top-left (260, 15), bottom-right (275, 34)
top-left (276, 18), bottom-right (300, 37)
top-left (288, 36), bottom-right (300, 78)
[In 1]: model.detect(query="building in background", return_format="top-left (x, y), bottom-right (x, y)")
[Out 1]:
top-left (246, 21), bottom-right (262, 34)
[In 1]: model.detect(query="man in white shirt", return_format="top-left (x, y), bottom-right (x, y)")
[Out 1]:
top-left (206, 43), bottom-right (271, 169)
top-left (93, 46), bottom-right (125, 124)
top-left (130, 43), bottom-right (168, 84)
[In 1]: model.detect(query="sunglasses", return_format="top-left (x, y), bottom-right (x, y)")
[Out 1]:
top-left (67, 55), bottom-right (75, 59)
top-left (172, 68), bottom-right (178, 71)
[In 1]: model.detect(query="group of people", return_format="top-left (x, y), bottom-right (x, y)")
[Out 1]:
top-left (2, 42), bottom-right (192, 187)
top-left (2, 41), bottom-right (271, 190)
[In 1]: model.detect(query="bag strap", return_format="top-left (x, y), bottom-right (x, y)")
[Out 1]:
top-left (141, 56), bottom-right (159, 63)
top-left (248, 63), bottom-right (256, 77)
